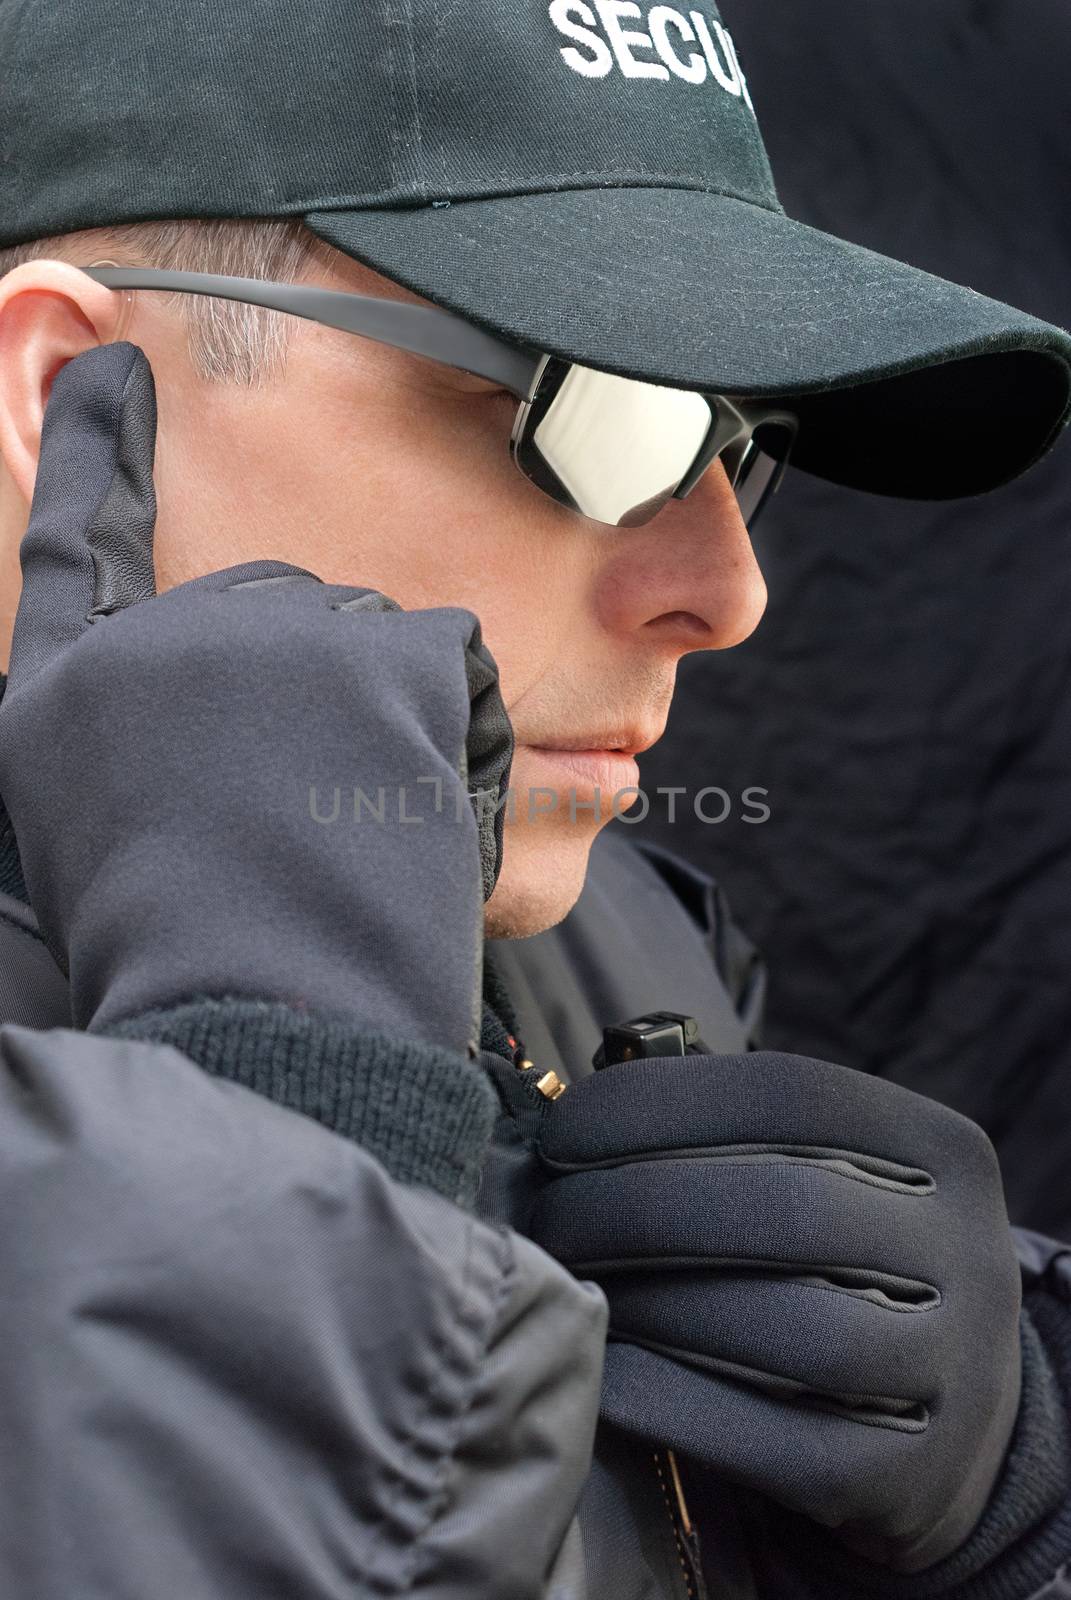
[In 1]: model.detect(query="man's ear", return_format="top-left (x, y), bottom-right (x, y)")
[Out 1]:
top-left (0, 260), bottom-right (132, 672)
top-left (0, 260), bottom-right (130, 508)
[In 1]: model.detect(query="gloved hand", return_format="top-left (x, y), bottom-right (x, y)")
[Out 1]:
top-left (0, 341), bottom-right (513, 1056)
top-left (528, 1049), bottom-right (1023, 1574)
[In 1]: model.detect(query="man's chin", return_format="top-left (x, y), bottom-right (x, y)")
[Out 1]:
top-left (483, 828), bottom-right (594, 940)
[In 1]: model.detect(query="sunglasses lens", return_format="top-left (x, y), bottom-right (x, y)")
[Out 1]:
top-left (514, 363), bottom-right (714, 527)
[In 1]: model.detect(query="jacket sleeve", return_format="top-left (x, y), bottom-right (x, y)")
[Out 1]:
top-left (729, 1226), bottom-right (1071, 1600)
top-left (0, 1020), bottom-right (608, 1600)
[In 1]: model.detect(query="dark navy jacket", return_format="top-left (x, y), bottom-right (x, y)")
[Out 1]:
top-left (0, 811), bottom-right (1067, 1598)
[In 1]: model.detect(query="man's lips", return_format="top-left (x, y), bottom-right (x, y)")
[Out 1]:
top-left (517, 726), bottom-right (664, 758)
top-left (510, 724), bottom-right (663, 804)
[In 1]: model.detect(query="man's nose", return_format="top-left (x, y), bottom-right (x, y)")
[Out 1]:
top-left (591, 461), bottom-right (769, 652)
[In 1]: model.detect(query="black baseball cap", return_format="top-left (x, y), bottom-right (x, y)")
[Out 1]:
top-left (3, 0), bottom-right (1070, 500)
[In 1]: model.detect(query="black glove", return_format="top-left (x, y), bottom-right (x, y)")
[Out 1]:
top-left (0, 341), bottom-right (513, 1057)
top-left (528, 1048), bottom-right (1023, 1574)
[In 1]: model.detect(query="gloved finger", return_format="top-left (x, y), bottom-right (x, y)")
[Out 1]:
top-left (529, 1145), bottom-right (966, 1289)
top-left (208, 582), bottom-right (513, 900)
top-left (10, 342), bottom-right (159, 687)
top-left (598, 1335), bottom-right (1022, 1572)
top-left (536, 1049), bottom-right (1001, 1183)
top-left (602, 1268), bottom-right (948, 1423)
top-left (535, 1134), bottom-right (1018, 1409)
top-left (157, 561), bottom-right (328, 601)
top-left (128, 558), bottom-right (513, 901)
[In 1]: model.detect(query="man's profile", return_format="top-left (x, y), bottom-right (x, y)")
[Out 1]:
top-left (0, 1), bottom-right (1070, 1596)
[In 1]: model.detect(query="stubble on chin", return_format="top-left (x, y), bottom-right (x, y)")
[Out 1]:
top-left (483, 825), bottom-right (594, 940)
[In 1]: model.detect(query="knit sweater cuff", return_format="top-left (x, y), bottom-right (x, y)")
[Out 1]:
top-left (98, 996), bottom-right (499, 1210)
top-left (735, 1301), bottom-right (1071, 1600)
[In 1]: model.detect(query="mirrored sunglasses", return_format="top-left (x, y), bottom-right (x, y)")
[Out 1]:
top-left (85, 267), bottom-right (796, 530)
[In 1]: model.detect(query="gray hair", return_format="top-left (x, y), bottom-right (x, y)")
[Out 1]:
top-left (0, 217), bottom-right (343, 387)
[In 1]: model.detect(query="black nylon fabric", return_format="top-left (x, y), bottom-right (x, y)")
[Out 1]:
top-left (632, 0), bottom-right (1071, 1238)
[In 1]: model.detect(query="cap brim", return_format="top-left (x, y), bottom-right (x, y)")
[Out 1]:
top-left (306, 187), bottom-right (1071, 500)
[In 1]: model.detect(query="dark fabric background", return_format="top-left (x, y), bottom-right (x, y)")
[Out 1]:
top-left (632, 0), bottom-right (1071, 1236)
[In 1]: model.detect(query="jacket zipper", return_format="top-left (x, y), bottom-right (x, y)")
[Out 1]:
top-left (510, 1040), bottom-right (567, 1103)
top-left (654, 1447), bottom-right (710, 1600)
top-left (510, 1048), bottom-right (707, 1595)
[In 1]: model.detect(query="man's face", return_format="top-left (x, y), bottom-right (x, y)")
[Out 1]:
top-left (0, 244), bottom-right (767, 937)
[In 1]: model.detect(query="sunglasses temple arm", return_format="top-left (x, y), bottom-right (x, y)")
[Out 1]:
top-left (82, 267), bottom-right (543, 398)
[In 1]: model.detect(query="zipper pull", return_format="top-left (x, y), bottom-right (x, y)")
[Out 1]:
top-left (667, 1449), bottom-right (694, 1537)
top-left (512, 1042), bottom-right (567, 1101)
